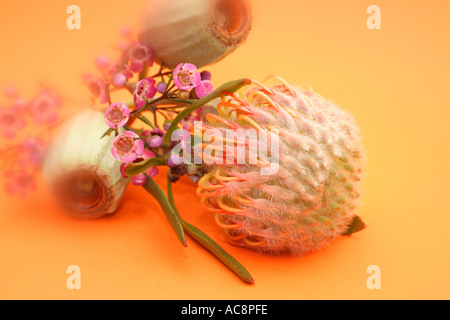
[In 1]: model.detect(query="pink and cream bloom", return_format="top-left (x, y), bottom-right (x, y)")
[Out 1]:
top-left (173, 63), bottom-right (201, 91)
top-left (0, 106), bottom-right (26, 139)
top-left (195, 80), bottom-right (214, 98)
top-left (104, 103), bottom-right (130, 129)
top-left (28, 90), bottom-right (61, 125)
top-left (133, 78), bottom-right (157, 110)
top-left (111, 131), bottom-right (144, 163)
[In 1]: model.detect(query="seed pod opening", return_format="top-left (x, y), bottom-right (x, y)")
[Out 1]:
top-left (138, 0), bottom-right (252, 69)
top-left (43, 110), bottom-right (130, 219)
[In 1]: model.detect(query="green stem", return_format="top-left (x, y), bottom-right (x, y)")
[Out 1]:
top-left (166, 173), bottom-right (254, 285)
top-left (142, 179), bottom-right (186, 247)
top-left (139, 64), bottom-right (150, 81)
top-left (163, 78), bottom-right (252, 146)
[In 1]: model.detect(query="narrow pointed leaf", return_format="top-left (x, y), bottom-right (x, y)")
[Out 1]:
top-left (125, 157), bottom-right (165, 176)
top-left (142, 179), bottom-right (186, 247)
top-left (135, 114), bottom-right (155, 129)
top-left (167, 174), bottom-right (254, 284)
top-left (163, 78), bottom-right (252, 146)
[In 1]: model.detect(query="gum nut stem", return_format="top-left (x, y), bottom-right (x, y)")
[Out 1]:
top-left (43, 110), bottom-right (130, 219)
top-left (138, 0), bottom-right (252, 69)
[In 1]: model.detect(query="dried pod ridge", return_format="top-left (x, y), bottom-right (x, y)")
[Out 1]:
top-left (197, 76), bottom-right (365, 255)
top-left (43, 110), bottom-right (129, 219)
top-left (138, 0), bottom-right (252, 69)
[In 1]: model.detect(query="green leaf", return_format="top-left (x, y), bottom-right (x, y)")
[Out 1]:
top-left (100, 128), bottom-right (114, 140)
top-left (167, 173), bottom-right (254, 285)
top-left (342, 215), bottom-right (367, 235)
top-left (142, 179), bottom-right (186, 247)
top-left (163, 78), bottom-right (252, 146)
top-left (125, 157), bottom-right (165, 176)
top-left (135, 114), bottom-right (155, 129)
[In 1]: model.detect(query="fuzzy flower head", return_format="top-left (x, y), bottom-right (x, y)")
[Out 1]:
top-left (112, 131), bottom-right (144, 163)
top-left (196, 76), bottom-right (365, 255)
top-left (173, 63), bottom-right (201, 91)
top-left (133, 78), bottom-right (157, 110)
top-left (104, 103), bottom-right (130, 129)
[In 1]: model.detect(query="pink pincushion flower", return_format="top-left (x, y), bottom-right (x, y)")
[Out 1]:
top-left (4, 170), bottom-right (36, 196)
top-left (173, 63), bottom-right (201, 90)
top-left (104, 103), bottom-right (130, 129)
top-left (0, 106), bottom-right (25, 139)
top-left (112, 131), bottom-right (144, 163)
top-left (195, 80), bottom-right (214, 98)
top-left (133, 78), bottom-right (157, 110)
top-left (28, 90), bottom-right (61, 125)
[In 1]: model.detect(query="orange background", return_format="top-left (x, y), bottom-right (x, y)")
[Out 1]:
top-left (0, 0), bottom-right (449, 299)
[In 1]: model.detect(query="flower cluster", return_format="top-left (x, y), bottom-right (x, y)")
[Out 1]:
top-left (86, 35), bottom-right (214, 188)
top-left (0, 87), bottom-right (61, 139)
top-left (0, 85), bottom-right (62, 196)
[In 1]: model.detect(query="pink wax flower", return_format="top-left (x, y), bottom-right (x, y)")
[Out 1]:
top-left (19, 137), bottom-right (46, 168)
top-left (129, 42), bottom-right (153, 66)
top-left (111, 131), bottom-right (144, 163)
top-left (173, 63), bottom-right (201, 90)
top-left (0, 106), bottom-right (26, 139)
top-left (132, 167), bottom-right (159, 186)
top-left (3, 85), bottom-right (18, 99)
top-left (107, 62), bottom-right (133, 80)
top-left (133, 78), bottom-right (157, 110)
top-left (200, 70), bottom-right (212, 81)
top-left (83, 75), bottom-right (109, 104)
top-left (195, 80), bottom-right (214, 98)
top-left (4, 170), bottom-right (36, 197)
top-left (156, 82), bottom-right (167, 94)
top-left (112, 73), bottom-right (127, 88)
top-left (120, 148), bottom-right (159, 185)
top-left (104, 103), bottom-right (130, 129)
top-left (28, 90), bottom-right (61, 125)
top-left (95, 55), bottom-right (110, 70)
